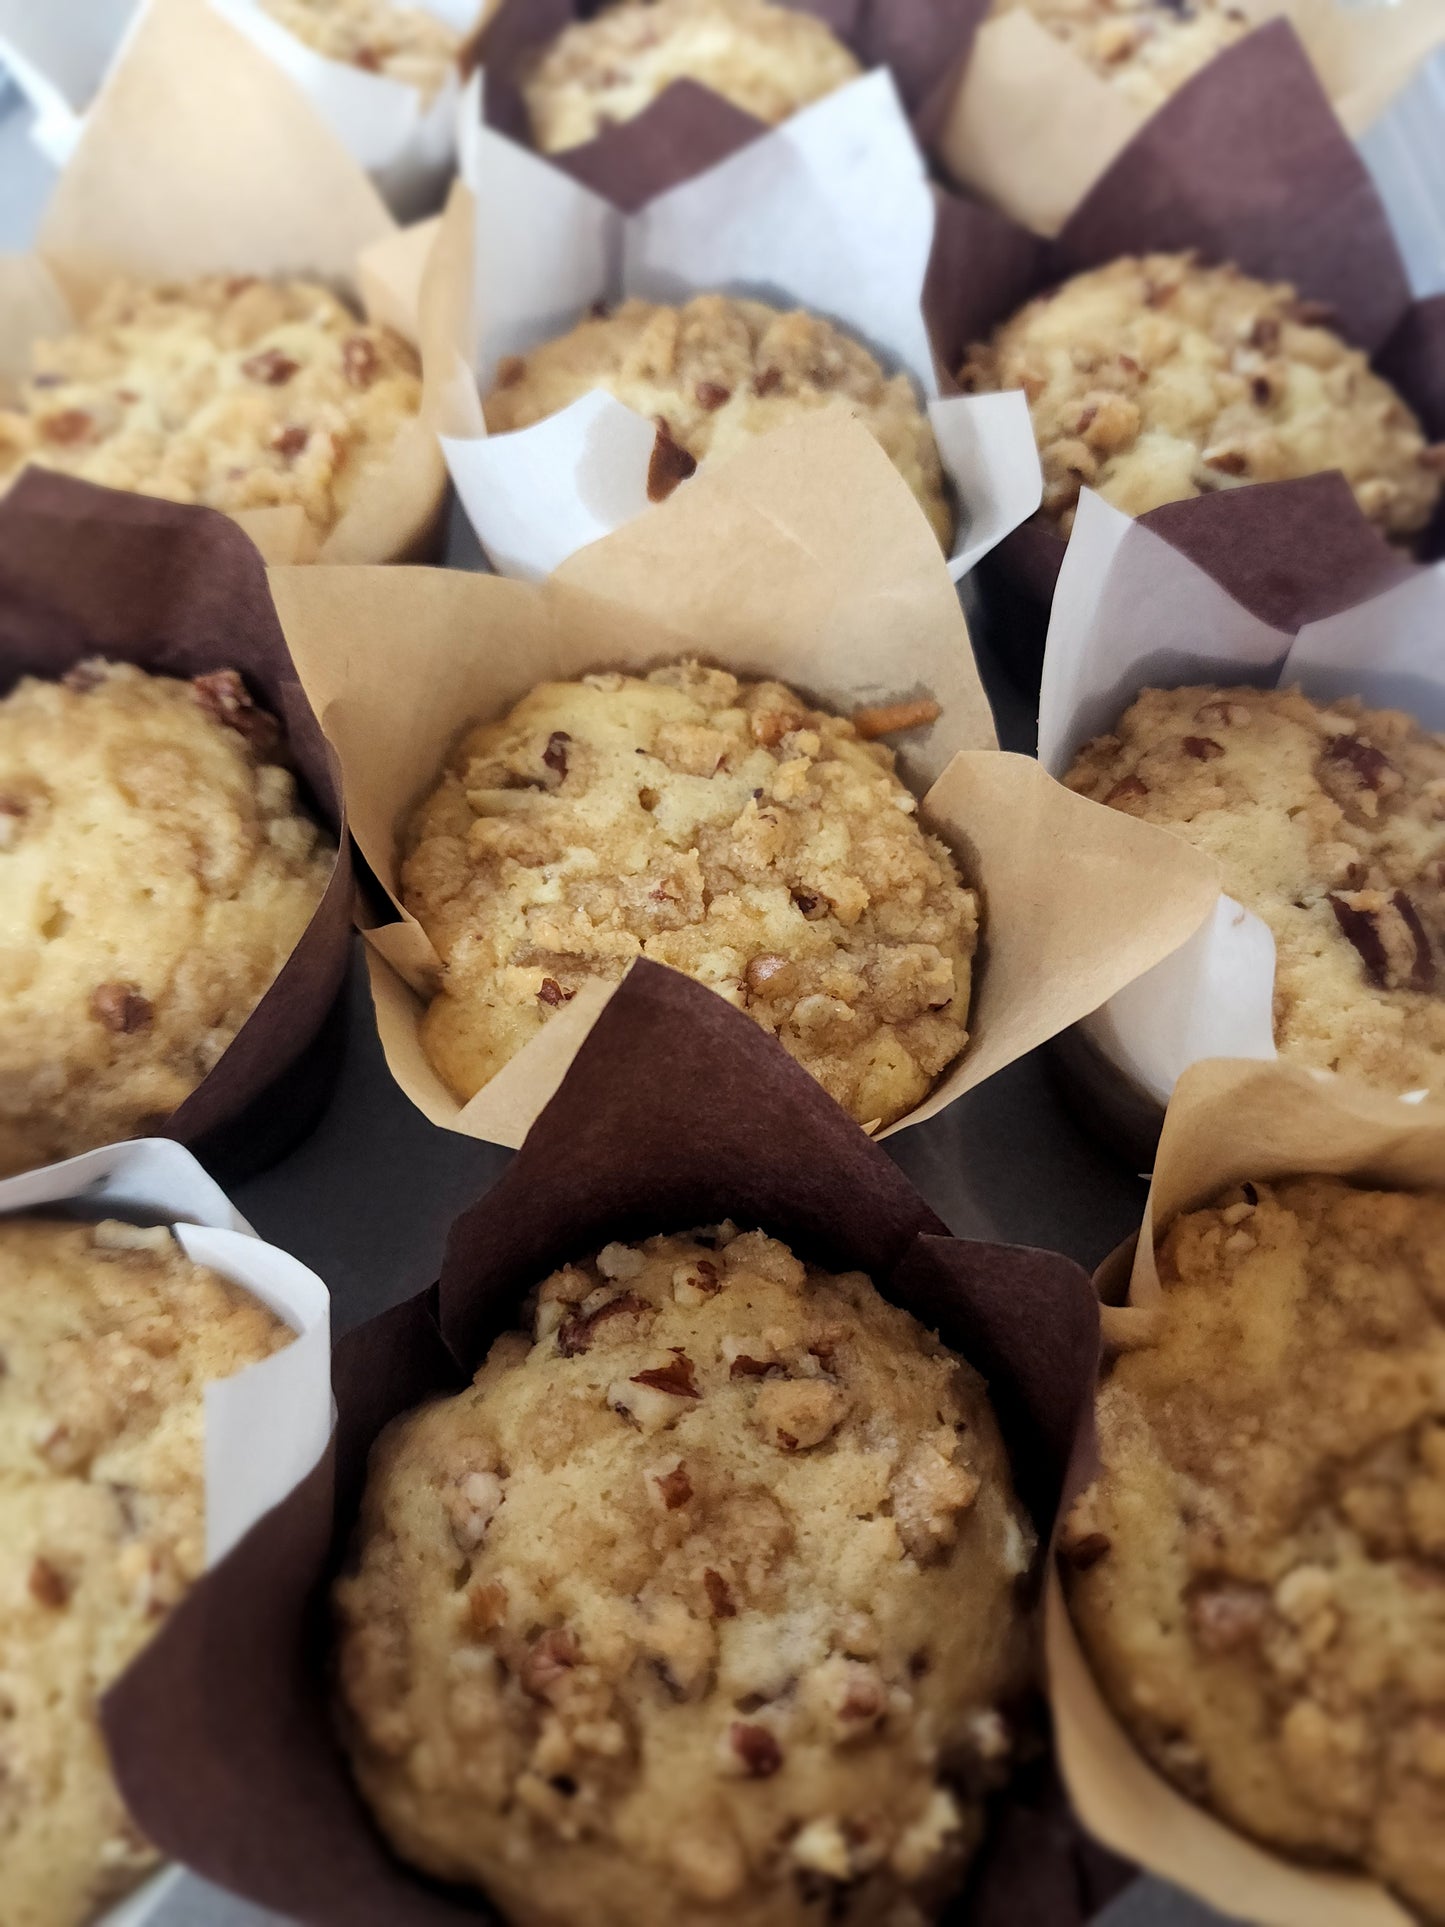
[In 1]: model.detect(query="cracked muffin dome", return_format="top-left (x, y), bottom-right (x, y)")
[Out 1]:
top-left (521, 0), bottom-right (862, 154)
top-left (259, 0), bottom-right (461, 92)
top-left (1062, 1175), bottom-right (1445, 1923)
top-left (1064, 683), bottom-right (1445, 1097)
top-left (0, 275), bottom-right (423, 545)
top-left (333, 1225), bottom-right (1036, 1926)
top-left (399, 660), bottom-right (977, 1131)
top-left (485, 294), bottom-right (954, 551)
top-left (958, 253), bottom-right (1444, 542)
top-left (0, 1215), bottom-right (293, 1927)
top-left (992, 0), bottom-right (1251, 114)
top-left (0, 658), bottom-right (335, 1177)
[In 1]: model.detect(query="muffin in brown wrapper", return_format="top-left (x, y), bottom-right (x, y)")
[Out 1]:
top-left (100, 960), bottom-right (1125, 1925)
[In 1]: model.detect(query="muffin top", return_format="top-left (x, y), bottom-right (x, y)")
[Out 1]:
top-left (1064, 683), bottom-right (1445, 1096)
top-left (0, 275), bottom-right (423, 545)
top-left (521, 0), bottom-right (862, 154)
top-left (0, 1215), bottom-right (292, 1927)
top-left (1062, 1175), bottom-right (1445, 1923)
top-left (486, 293), bottom-right (953, 550)
top-left (991, 0), bottom-right (1250, 114)
top-left (259, 0), bottom-right (461, 92)
top-left (958, 253), bottom-right (1443, 540)
top-left (0, 658), bottom-right (335, 1177)
top-left (334, 1225), bottom-right (1035, 1927)
top-left (399, 659), bottom-right (976, 1130)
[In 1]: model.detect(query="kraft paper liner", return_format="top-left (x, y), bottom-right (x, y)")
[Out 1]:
top-left (0, 469), bottom-right (354, 1180)
top-left (271, 407), bottom-right (1218, 1148)
top-left (0, 1132), bottom-right (332, 1927)
top-left (925, 22), bottom-right (1445, 623)
top-left (940, 0), bottom-right (1445, 242)
top-left (0, 0), bottom-right (463, 569)
top-left (102, 959), bottom-right (1112, 1924)
top-left (1047, 1055), bottom-right (1445, 1927)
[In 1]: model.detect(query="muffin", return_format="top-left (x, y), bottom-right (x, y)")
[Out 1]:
top-left (487, 294), bottom-right (953, 549)
top-left (1062, 1174), bottom-right (1445, 1923)
top-left (0, 658), bottom-right (335, 1176)
top-left (991, 0), bottom-right (1250, 114)
top-left (521, 0), bottom-right (862, 154)
top-left (334, 1224), bottom-right (1036, 1926)
top-left (1064, 683), bottom-right (1445, 1096)
top-left (0, 1214), bottom-right (293, 1927)
top-left (958, 253), bottom-right (1444, 540)
top-left (0, 275), bottom-right (424, 545)
top-left (259, 0), bottom-right (461, 91)
top-left (399, 659), bottom-right (977, 1130)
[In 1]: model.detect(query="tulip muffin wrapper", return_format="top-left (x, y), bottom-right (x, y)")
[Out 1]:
top-left (0, 468), bottom-right (355, 1176)
top-left (923, 22), bottom-right (1445, 617)
top-left (1048, 1054), bottom-right (1445, 1927)
top-left (0, 1133), bottom-right (332, 1927)
top-left (0, 0), bottom-right (469, 568)
top-left (100, 959), bottom-right (1126, 1925)
top-left (1033, 479), bottom-right (1445, 1137)
top-left (272, 407), bottom-right (1218, 1148)
top-left (438, 74), bottom-right (1042, 582)
top-left (0, 0), bottom-right (485, 219)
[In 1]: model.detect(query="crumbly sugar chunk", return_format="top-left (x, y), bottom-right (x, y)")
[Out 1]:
top-left (1065, 683), bottom-right (1445, 1095)
top-left (485, 293), bottom-right (953, 550)
top-left (400, 660), bottom-right (977, 1129)
top-left (1064, 1176), bottom-right (1445, 1922)
top-left (334, 1226), bottom-right (1035, 1927)
top-left (959, 253), bottom-right (1443, 540)
top-left (992, 0), bottom-right (1251, 113)
top-left (260, 0), bottom-right (460, 91)
top-left (0, 275), bottom-right (423, 543)
top-left (522, 0), bottom-right (861, 153)
top-left (0, 658), bottom-right (335, 1175)
top-left (0, 1217), bottom-right (291, 1927)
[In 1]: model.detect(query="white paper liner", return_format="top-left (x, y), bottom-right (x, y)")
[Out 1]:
top-left (1037, 485), bottom-right (1445, 1106)
top-left (0, 1136), bottom-right (333, 1927)
top-left (444, 66), bottom-right (1042, 580)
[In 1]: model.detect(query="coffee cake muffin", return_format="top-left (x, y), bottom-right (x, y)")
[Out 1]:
top-left (0, 1214), bottom-right (293, 1927)
top-left (400, 660), bottom-right (976, 1129)
top-left (1064, 683), bottom-right (1445, 1096)
top-left (334, 1225), bottom-right (1035, 1926)
top-left (1062, 1175), bottom-right (1445, 1922)
top-left (991, 0), bottom-right (1250, 114)
top-left (521, 0), bottom-right (861, 154)
top-left (958, 254), bottom-right (1443, 540)
top-left (260, 0), bottom-right (461, 91)
top-left (485, 294), bottom-right (953, 549)
top-left (0, 275), bottom-right (423, 545)
top-left (0, 658), bottom-right (335, 1176)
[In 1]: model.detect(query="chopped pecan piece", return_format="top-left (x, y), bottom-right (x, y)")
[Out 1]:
top-left (342, 336), bottom-right (379, 388)
top-left (1393, 891), bottom-right (1435, 991)
top-left (744, 954), bottom-right (793, 996)
top-left (28, 1558), bottom-right (70, 1609)
top-left (241, 347), bottom-right (299, 386)
top-left (91, 983), bottom-right (153, 1034)
top-left (467, 1579), bottom-right (508, 1634)
top-left (1186, 1580), bottom-right (1271, 1654)
top-left (1328, 894), bottom-right (1390, 987)
top-left (1324, 733), bottom-right (1395, 793)
top-left (271, 424), bottom-right (309, 459)
top-left (696, 380), bottom-right (730, 411)
top-left (522, 1628), bottom-right (579, 1697)
top-left (538, 977), bottom-right (574, 1008)
top-left (557, 1292), bottom-right (646, 1357)
top-left (40, 408), bottom-right (96, 445)
top-left (852, 698), bottom-right (942, 740)
top-left (543, 730), bottom-right (570, 780)
top-left (631, 1353), bottom-right (700, 1399)
top-left (753, 368), bottom-right (782, 396)
top-left (191, 669), bottom-right (281, 755)
top-left (729, 1722), bottom-right (783, 1778)
top-left (728, 1353), bottom-right (776, 1380)
top-left (1104, 775), bottom-right (1148, 806)
top-left (652, 1463), bottom-right (693, 1510)
top-left (647, 421), bottom-right (697, 502)
top-left (704, 1569), bottom-right (736, 1619)
top-left (1203, 448), bottom-right (1249, 476)
top-left (1061, 1530), bottom-right (1111, 1572)
top-left (792, 891), bottom-right (821, 918)
top-left (1181, 736), bottom-right (1224, 761)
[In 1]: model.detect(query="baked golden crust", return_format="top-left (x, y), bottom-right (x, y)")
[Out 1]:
top-left (260, 0), bottom-right (461, 91)
top-left (334, 1226), bottom-right (1035, 1926)
top-left (991, 0), bottom-right (1250, 112)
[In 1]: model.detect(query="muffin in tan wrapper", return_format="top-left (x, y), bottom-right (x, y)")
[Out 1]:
top-left (271, 408), bottom-right (1219, 1148)
top-left (99, 962), bottom-right (1126, 1925)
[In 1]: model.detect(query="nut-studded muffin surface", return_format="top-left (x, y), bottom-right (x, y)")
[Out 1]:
top-left (260, 0), bottom-right (461, 91)
top-left (0, 1216), bottom-right (292, 1927)
top-left (992, 0), bottom-right (1250, 113)
top-left (485, 295), bottom-right (953, 550)
top-left (1065, 684), bottom-right (1445, 1095)
top-left (958, 254), bottom-right (1443, 540)
top-left (0, 275), bottom-right (423, 544)
top-left (400, 660), bottom-right (976, 1130)
top-left (1062, 1176), bottom-right (1445, 1923)
top-left (0, 659), bottom-right (335, 1176)
top-left (521, 0), bottom-right (862, 154)
top-left (334, 1226), bottom-right (1035, 1927)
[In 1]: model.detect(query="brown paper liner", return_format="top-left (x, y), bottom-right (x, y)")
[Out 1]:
top-left (0, 468), bottom-right (354, 1180)
top-left (102, 958), bottom-right (1120, 1923)
top-left (269, 408), bottom-right (1219, 1148)
top-left (925, 22), bottom-right (1445, 630)
top-left (472, 0), bottom-right (992, 209)
top-left (1048, 1056), bottom-right (1445, 1927)
top-left (0, 0), bottom-right (466, 568)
